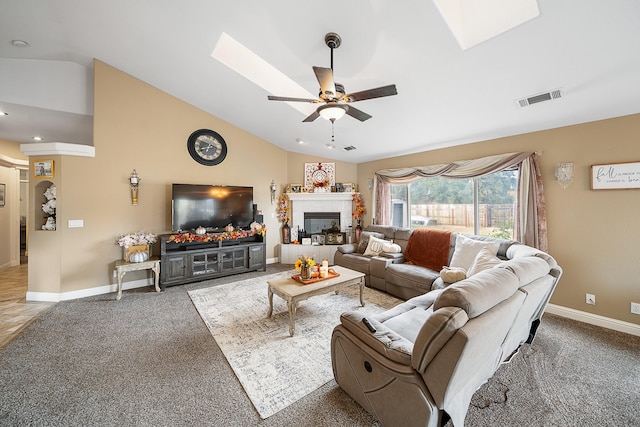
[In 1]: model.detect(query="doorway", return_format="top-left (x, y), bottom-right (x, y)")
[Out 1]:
top-left (20, 169), bottom-right (28, 264)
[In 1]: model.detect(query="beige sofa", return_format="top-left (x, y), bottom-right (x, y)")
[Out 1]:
top-left (331, 244), bottom-right (562, 427)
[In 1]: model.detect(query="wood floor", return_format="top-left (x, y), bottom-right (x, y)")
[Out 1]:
top-left (0, 263), bottom-right (55, 349)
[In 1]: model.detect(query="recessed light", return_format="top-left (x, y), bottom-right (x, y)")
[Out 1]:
top-left (11, 40), bottom-right (30, 48)
top-left (0, 111), bottom-right (7, 116)
top-left (296, 138), bottom-right (305, 145)
top-left (325, 144), bottom-right (335, 149)
top-left (32, 136), bottom-right (43, 141)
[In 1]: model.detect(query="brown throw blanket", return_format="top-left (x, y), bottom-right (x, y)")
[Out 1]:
top-left (404, 228), bottom-right (452, 271)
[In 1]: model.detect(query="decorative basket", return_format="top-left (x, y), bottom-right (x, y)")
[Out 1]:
top-left (124, 244), bottom-right (151, 262)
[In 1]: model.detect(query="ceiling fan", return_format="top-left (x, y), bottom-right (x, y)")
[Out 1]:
top-left (267, 32), bottom-right (398, 123)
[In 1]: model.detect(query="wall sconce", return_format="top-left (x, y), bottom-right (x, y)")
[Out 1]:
top-left (129, 169), bottom-right (140, 205)
top-left (555, 162), bottom-right (574, 189)
top-left (270, 180), bottom-right (277, 204)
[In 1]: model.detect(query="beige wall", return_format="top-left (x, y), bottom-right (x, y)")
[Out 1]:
top-left (357, 113), bottom-right (640, 325)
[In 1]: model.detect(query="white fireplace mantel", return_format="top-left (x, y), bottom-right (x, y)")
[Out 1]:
top-left (286, 192), bottom-right (355, 202)
top-left (287, 192), bottom-right (356, 233)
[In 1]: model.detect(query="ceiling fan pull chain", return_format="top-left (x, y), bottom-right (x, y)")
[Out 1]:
top-left (331, 118), bottom-right (336, 142)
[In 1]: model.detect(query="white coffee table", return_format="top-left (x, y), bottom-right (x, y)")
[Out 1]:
top-left (267, 265), bottom-right (365, 336)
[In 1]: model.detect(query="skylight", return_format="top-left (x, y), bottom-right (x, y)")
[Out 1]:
top-left (211, 32), bottom-right (314, 116)
top-left (434, 0), bottom-right (540, 50)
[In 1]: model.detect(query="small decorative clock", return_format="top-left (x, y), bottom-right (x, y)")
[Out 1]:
top-left (187, 129), bottom-right (227, 166)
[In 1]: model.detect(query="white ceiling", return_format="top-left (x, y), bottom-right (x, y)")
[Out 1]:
top-left (1, 0), bottom-right (639, 163)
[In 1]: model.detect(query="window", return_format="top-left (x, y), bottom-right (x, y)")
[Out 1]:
top-left (391, 169), bottom-right (517, 239)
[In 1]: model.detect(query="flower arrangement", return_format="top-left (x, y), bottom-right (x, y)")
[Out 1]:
top-left (250, 221), bottom-right (267, 237)
top-left (295, 254), bottom-right (316, 270)
top-left (41, 184), bottom-right (57, 230)
top-left (352, 193), bottom-right (366, 221)
top-left (116, 231), bottom-right (158, 247)
top-left (313, 179), bottom-right (329, 189)
top-left (276, 194), bottom-right (290, 224)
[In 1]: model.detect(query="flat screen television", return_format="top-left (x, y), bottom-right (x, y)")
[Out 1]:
top-left (172, 184), bottom-right (254, 232)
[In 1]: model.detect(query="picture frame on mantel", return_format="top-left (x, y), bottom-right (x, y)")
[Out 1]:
top-left (34, 160), bottom-right (54, 178)
top-left (591, 161), bottom-right (640, 190)
top-left (343, 182), bottom-right (356, 192)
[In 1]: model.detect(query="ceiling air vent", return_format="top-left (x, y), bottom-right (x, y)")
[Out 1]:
top-left (343, 145), bottom-right (357, 151)
top-left (517, 88), bottom-right (563, 108)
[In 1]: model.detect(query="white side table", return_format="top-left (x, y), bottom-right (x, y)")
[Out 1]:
top-left (114, 257), bottom-right (161, 300)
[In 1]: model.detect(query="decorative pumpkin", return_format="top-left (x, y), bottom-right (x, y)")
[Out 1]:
top-left (129, 250), bottom-right (148, 263)
top-left (195, 226), bottom-right (207, 235)
top-left (250, 221), bottom-right (262, 232)
top-left (225, 224), bottom-right (234, 233)
top-left (440, 266), bottom-right (466, 283)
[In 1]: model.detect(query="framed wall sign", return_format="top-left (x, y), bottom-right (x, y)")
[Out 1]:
top-left (304, 162), bottom-right (335, 190)
top-left (591, 161), bottom-right (640, 190)
top-left (0, 183), bottom-right (5, 207)
top-left (34, 160), bottom-right (54, 178)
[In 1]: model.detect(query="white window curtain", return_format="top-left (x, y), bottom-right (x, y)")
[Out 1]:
top-left (373, 152), bottom-right (548, 250)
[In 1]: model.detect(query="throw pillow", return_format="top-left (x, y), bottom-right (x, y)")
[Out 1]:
top-left (449, 235), bottom-right (500, 272)
top-left (357, 231), bottom-right (386, 254)
top-left (363, 236), bottom-right (391, 256)
top-left (382, 242), bottom-right (402, 253)
top-left (440, 266), bottom-right (466, 283)
top-left (466, 246), bottom-right (503, 276)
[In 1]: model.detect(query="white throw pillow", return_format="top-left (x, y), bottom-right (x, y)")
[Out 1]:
top-left (363, 236), bottom-right (391, 256)
top-left (382, 242), bottom-right (402, 253)
top-left (449, 235), bottom-right (500, 271)
top-left (466, 246), bottom-right (503, 277)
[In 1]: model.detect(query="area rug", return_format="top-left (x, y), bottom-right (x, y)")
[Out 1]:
top-left (188, 271), bottom-right (401, 419)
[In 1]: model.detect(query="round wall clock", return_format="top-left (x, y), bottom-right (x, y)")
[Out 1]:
top-left (187, 129), bottom-right (227, 166)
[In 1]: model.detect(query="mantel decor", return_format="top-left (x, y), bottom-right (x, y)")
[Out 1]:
top-left (591, 161), bottom-right (640, 190)
top-left (304, 162), bottom-right (335, 191)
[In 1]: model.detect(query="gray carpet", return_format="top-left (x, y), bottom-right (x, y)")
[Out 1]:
top-left (1, 264), bottom-right (639, 426)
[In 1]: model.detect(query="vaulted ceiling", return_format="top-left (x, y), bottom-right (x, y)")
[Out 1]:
top-left (1, 1), bottom-right (639, 163)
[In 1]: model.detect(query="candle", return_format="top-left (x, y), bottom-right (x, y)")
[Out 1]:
top-left (320, 266), bottom-right (328, 278)
top-left (322, 259), bottom-right (329, 269)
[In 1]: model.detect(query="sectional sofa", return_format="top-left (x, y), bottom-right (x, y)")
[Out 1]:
top-left (331, 225), bottom-right (562, 426)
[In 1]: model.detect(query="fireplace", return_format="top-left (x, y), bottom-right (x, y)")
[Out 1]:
top-left (304, 212), bottom-right (340, 235)
top-left (287, 192), bottom-right (355, 235)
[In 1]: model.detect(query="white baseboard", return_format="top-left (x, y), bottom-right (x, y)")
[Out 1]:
top-left (26, 278), bottom-right (153, 302)
top-left (26, 262), bottom-right (281, 302)
top-left (545, 303), bottom-right (640, 337)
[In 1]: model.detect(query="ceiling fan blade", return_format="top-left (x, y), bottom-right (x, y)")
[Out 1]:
top-left (345, 84), bottom-right (398, 102)
top-left (267, 95), bottom-right (320, 103)
top-left (302, 110), bottom-right (320, 122)
top-left (313, 66), bottom-right (337, 99)
top-left (345, 105), bottom-right (372, 122)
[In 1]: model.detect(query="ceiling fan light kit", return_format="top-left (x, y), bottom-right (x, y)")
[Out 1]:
top-left (318, 104), bottom-right (348, 121)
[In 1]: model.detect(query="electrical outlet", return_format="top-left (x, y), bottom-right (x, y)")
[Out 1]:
top-left (631, 302), bottom-right (640, 315)
top-left (586, 293), bottom-right (595, 305)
